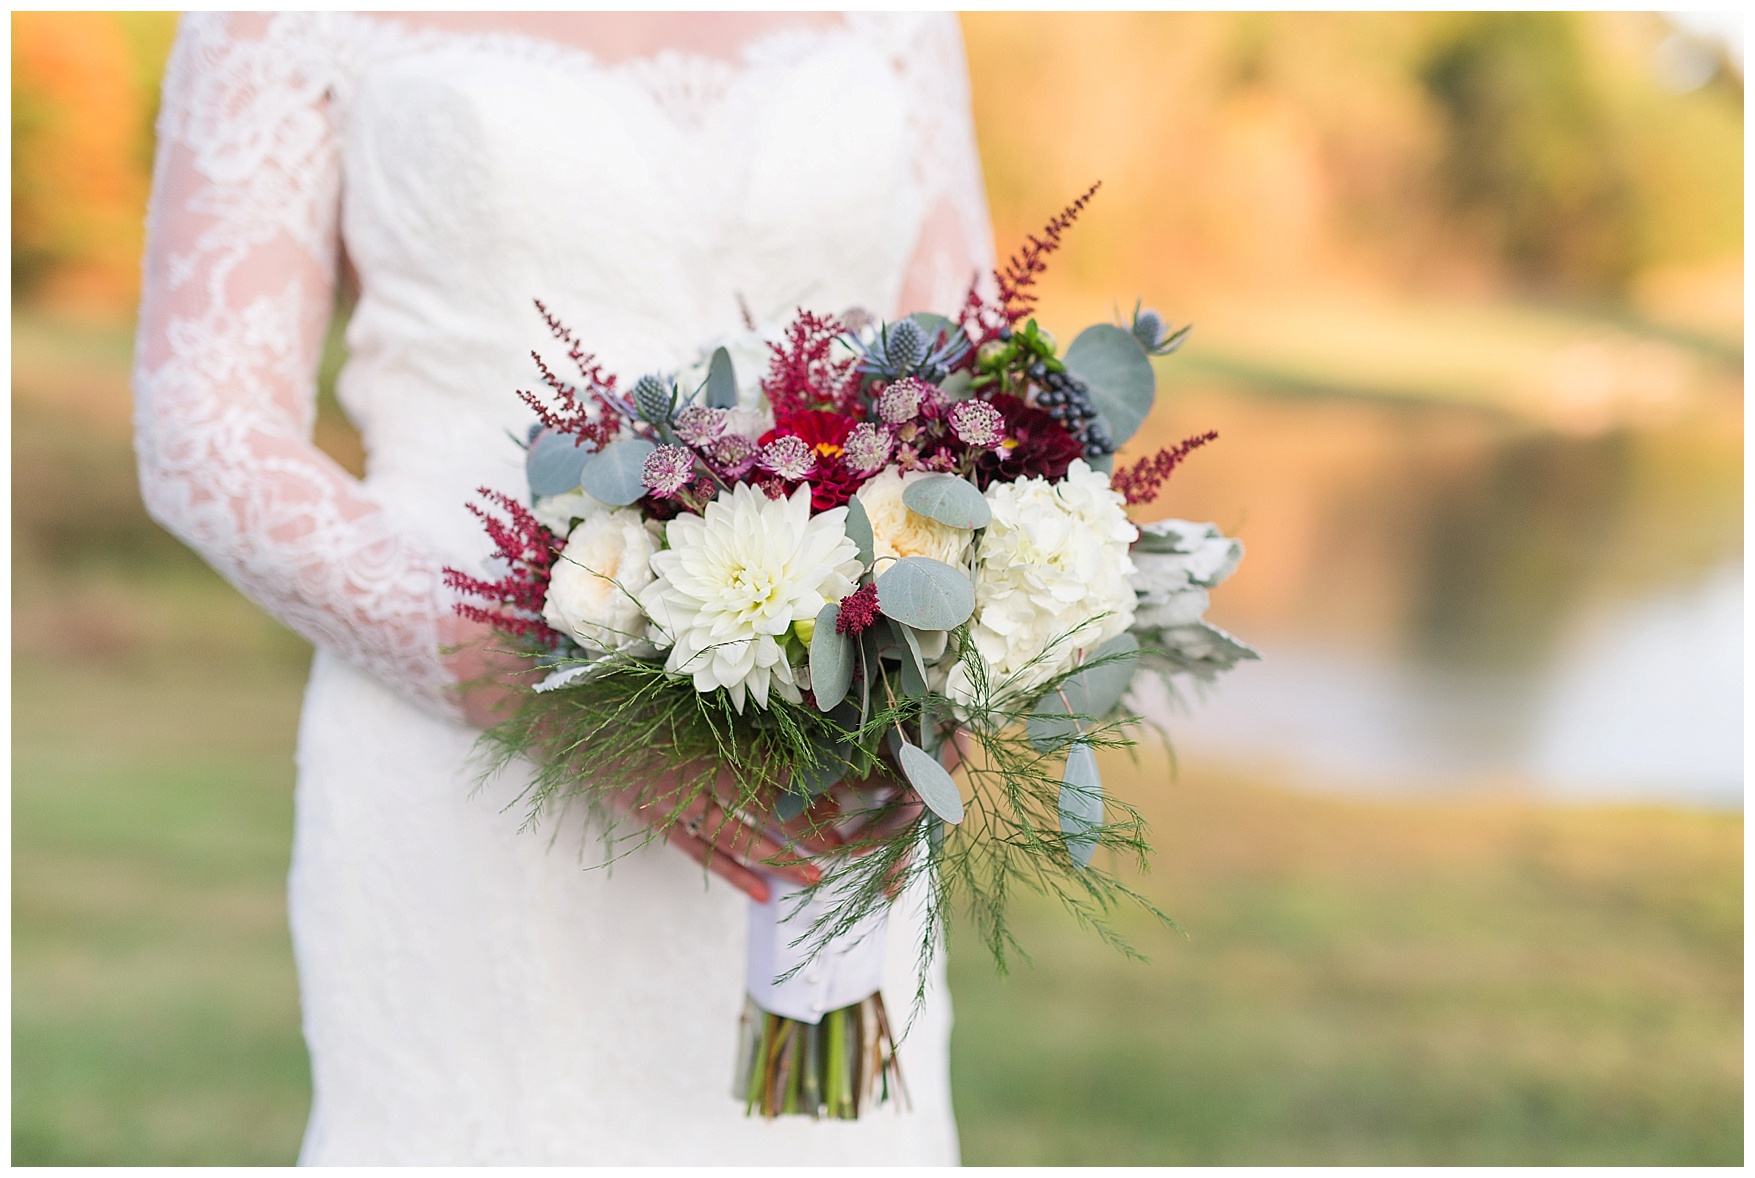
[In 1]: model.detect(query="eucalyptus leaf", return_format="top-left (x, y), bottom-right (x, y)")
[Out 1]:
top-left (875, 557), bottom-right (975, 631)
top-left (907, 311), bottom-right (953, 340)
top-left (926, 813), bottom-right (945, 855)
top-left (844, 495), bottom-right (875, 568)
top-left (579, 438), bottom-right (657, 506)
top-left (937, 369), bottom-right (974, 402)
top-left (705, 346), bottom-right (737, 409)
top-left (902, 475), bottom-right (991, 530)
top-left (809, 602), bottom-right (855, 711)
top-left (1028, 633), bottom-right (1142, 751)
top-left (1060, 741), bottom-right (1103, 867)
top-left (897, 741), bottom-right (964, 825)
top-left (897, 623), bottom-right (928, 699)
top-left (526, 427), bottom-right (592, 497)
top-left (1063, 324), bottom-right (1156, 447)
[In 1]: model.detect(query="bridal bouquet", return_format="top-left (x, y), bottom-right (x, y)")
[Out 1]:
top-left (446, 186), bottom-right (1256, 1120)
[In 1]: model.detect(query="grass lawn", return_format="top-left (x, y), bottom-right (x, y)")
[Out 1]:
top-left (11, 568), bottom-right (1742, 1165)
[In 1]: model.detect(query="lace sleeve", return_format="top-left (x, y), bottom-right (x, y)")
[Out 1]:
top-left (861, 13), bottom-right (998, 314)
top-left (132, 13), bottom-right (458, 718)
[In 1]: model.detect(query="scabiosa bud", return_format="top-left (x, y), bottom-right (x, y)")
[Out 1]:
top-left (758, 434), bottom-right (815, 481)
top-left (641, 444), bottom-right (695, 497)
top-left (674, 405), bottom-right (726, 446)
top-left (834, 583), bottom-right (881, 636)
top-left (949, 399), bottom-right (1005, 449)
top-left (881, 319), bottom-right (927, 374)
top-left (841, 422), bottom-right (896, 475)
top-left (630, 374), bottom-right (676, 424)
top-left (878, 376), bottom-right (934, 424)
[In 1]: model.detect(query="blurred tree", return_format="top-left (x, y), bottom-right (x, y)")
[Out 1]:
top-left (11, 11), bottom-right (177, 318)
top-left (1420, 14), bottom-right (1639, 296)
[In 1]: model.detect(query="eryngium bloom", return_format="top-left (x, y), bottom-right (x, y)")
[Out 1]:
top-left (640, 484), bottom-right (861, 712)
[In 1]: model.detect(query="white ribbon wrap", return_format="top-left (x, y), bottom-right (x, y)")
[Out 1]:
top-left (745, 874), bottom-right (889, 1024)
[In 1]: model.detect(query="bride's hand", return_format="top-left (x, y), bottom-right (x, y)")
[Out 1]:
top-left (613, 760), bottom-right (924, 904)
top-left (441, 615), bottom-right (542, 729)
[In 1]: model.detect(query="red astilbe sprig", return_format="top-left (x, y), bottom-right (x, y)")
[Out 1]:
top-left (959, 181), bottom-right (1103, 345)
top-left (761, 309), bottom-right (859, 417)
top-left (521, 299), bottom-right (623, 451)
top-left (835, 584), bottom-right (881, 636)
top-left (1111, 430), bottom-right (1219, 507)
top-left (443, 488), bottom-right (563, 642)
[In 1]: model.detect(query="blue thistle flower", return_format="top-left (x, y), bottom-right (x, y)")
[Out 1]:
top-left (852, 317), bottom-right (972, 382)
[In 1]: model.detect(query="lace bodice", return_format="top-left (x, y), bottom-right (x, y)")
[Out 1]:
top-left (134, 12), bottom-right (995, 718)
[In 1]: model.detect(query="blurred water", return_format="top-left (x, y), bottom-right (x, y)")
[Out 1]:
top-left (1136, 388), bottom-right (1743, 809)
top-left (1156, 562), bottom-right (1742, 808)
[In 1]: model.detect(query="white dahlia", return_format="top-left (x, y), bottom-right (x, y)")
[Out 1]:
top-left (639, 483), bottom-right (862, 712)
top-left (855, 467), bottom-right (974, 570)
top-left (946, 459), bottom-right (1138, 708)
top-left (542, 508), bottom-right (663, 656)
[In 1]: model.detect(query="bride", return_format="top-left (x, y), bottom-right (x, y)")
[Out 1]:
top-left (132, 11), bottom-right (993, 1165)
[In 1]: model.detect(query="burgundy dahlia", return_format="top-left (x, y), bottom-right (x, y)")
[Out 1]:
top-left (974, 394), bottom-right (1085, 486)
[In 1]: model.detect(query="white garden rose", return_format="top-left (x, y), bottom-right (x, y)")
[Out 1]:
top-left (531, 489), bottom-right (603, 538)
top-left (639, 483), bottom-right (862, 712)
top-left (542, 508), bottom-right (662, 656)
top-left (854, 467), bottom-right (974, 570)
top-left (945, 459), bottom-right (1138, 709)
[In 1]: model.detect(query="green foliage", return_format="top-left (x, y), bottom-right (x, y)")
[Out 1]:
top-left (472, 614), bottom-right (1183, 1025)
top-left (901, 474), bottom-right (992, 530)
top-left (1062, 324), bottom-right (1157, 446)
top-left (873, 557), bottom-right (976, 631)
top-left (578, 437), bottom-right (656, 505)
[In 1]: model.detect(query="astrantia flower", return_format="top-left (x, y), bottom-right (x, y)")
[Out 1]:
top-left (949, 399), bottom-right (1005, 449)
top-left (759, 435), bottom-right (816, 481)
top-left (842, 422), bottom-right (896, 476)
top-left (641, 445), bottom-right (695, 497)
top-left (674, 405), bottom-right (727, 446)
top-left (944, 459), bottom-right (1138, 709)
top-left (854, 466), bottom-right (973, 570)
top-left (877, 376), bottom-right (934, 424)
top-left (639, 484), bottom-right (862, 711)
top-left (707, 434), bottom-right (758, 478)
top-left (542, 508), bottom-right (662, 656)
top-left (762, 410), bottom-right (869, 511)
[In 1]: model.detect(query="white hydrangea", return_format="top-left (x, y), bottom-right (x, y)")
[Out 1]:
top-left (855, 467), bottom-right (974, 570)
top-left (945, 459), bottom-right (1138, 709)
top-left (542, 508), bottom-right (662, 656)
top-left (639, 484), bottom-right (861, 712)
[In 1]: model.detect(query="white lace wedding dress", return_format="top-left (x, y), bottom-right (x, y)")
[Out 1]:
top-left (133, 12), bottom-right (993, 1165)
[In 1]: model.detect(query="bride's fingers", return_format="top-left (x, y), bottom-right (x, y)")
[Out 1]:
top-left (665, 825), bottom-right (770, 903)
top-left (840, 788), bottom-right (926, 850)
top-left (687, 798), bottom-right (821, 887)
top-left (774, 809), bottom-right (844, 857)
top-left (882, 844), bottom-right (914, 900)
